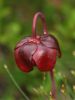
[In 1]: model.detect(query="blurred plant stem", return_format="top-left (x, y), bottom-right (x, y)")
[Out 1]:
top-left (50, 70), bottom-right (57, 100)
top-left (4, 64), bottom-right (30, 100)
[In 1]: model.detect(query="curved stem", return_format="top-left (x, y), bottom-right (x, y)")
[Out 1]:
top-left (4, 64), bottom-right (30, 100)
top-left (32, 12), bottom-right (48, 37)
top-left (50, 70), bottom-right (57, 100)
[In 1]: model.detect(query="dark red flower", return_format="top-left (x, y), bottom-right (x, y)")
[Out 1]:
top-left (14, 12), bottom-right (61, 99)
top-left (14, 12), bottom-right (61, 72)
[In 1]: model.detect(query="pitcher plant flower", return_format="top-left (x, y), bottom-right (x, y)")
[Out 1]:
top-left (14, 12), bottom-right (61, 99)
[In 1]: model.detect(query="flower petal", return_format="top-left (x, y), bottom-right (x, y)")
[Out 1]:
top-left (33, 44), bottom-right (57, 72)
top-left (15, 37), bottom-right (30, 49)
top-left (41, 34), bottom-right (61, 57)
top-left (14, 47), bottom-right (33, 72)
top-left (22, 43), bottom-right (37, 64)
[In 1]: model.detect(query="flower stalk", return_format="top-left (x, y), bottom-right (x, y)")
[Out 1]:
top-left (32, 12), bottom-right (48, 37)
top-left (50, 70), bottom-right (57, 100)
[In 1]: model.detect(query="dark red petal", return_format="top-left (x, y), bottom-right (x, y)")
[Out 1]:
top-left (15, 37), bottom-right (30, 49)
top-left (33, 44), bottom-right (57, 72)
top-left (41, 34), bottom-right (61, 57)
top-left (22, 43), bottom-right (37, 64)
top-left (14, 47), bottom-right (33, 72)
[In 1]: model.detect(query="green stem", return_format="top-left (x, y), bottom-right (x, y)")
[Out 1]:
top-left (4, 64), bottom-right (30, 100)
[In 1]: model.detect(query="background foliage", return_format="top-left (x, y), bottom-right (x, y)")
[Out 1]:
top-left (0, 0), bottom-right (75, 100)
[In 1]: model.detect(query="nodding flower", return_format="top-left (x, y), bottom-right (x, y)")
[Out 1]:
top-left (14, 12), bottom-right (61, 99)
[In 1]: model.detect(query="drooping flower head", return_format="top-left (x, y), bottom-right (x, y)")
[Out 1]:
top-left (14, 12), bottom-right (61, 99)
top-left (14, 12), bottom-right (61, 72)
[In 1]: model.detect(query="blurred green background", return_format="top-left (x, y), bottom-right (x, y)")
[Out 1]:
top-left (0, 0), bottom-right (75, 100)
